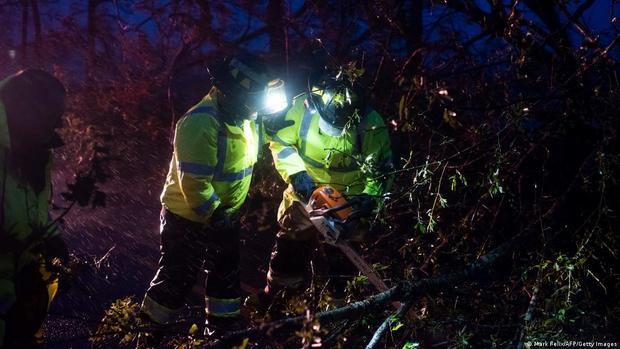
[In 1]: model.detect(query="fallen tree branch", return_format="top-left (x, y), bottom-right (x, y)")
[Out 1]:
top-left (205, 285), bottom-right (403, 348)
top-left (204, 231), bottom-right (525, 348)
top-left (516, 284), bottom-right (539, 349)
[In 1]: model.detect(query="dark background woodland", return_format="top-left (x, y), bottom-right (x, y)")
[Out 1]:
top-left (0, 1), bottom-right (618, 348)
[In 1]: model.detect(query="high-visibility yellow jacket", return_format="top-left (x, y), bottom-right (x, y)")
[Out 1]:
top-left (269, 93), bottom-right (392, 219)
top-left (0, 75), bottom-right (58, 243)
top-left (0, 75), bottom-right (59, 346)
top-left (161, 87), bottom-right (260, 223)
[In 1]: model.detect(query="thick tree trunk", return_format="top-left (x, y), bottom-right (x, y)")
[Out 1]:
top-left (30, 0), bottom-right (41, 65)
top-left (402, 0), bottom-right (423, 72)
top-left (86, 0), bottom-right (99, 82)
top-left (196, 0), bottom-right (212, 42)
top-left (407, 0), bottom-right (423, 52)
top-left (20, 0), bottom-right (28, 67)
top-left (266, 0), bottom-right (286, 63)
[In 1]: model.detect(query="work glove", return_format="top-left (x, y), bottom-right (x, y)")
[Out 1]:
top-left (210, 206), bottom-right (240, 231)
top-left (341, 195), bottom-right (376, 242)
top-left (263, 113), bottom-right (294, 136)
top-left (41, 234), bottom-right (70, 268)
top-left (291, 171), bottom-right (316, 201)
top-left (347, 194), bottom-right (376, 216)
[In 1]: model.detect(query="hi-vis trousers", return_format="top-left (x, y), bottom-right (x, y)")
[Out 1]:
top-left (141, 209), bottom-right (241, 324)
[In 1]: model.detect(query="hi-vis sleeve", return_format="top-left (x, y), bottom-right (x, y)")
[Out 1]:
top-left (360, 111), bottom-right (394, 196)
top-left (174, 113), bottom-right (221, 222)
top-left (268, 101), bottom-right (307, 183)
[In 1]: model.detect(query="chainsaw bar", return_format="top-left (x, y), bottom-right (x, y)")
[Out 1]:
top-left (308, 215), bottom-right (389, 292)
top-left (334, 240), bottom-right (389, 292)
top-left (304, 186), bottom-right (399, 309)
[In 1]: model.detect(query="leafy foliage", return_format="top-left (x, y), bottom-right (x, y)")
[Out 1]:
top-left (91, 297), bottom-right (142, 347)
top-left (1, 0), bottom-right (617, 348)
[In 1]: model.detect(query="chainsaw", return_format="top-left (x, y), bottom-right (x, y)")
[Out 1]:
top-left (305, 186), bottom-right (390, 293)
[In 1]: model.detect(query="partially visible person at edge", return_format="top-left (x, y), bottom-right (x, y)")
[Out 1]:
top-left (263, 71), bottom-right (393, 301)
top-left (0, 69), bottom-right (69, 348)
top-left (137, 53), bottom-right (288, 347)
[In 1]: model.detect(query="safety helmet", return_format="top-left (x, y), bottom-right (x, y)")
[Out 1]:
top-left (0, 69), bottom-right (66, 149)
top-left (209, 53), bottom-right (287, 121)
top-left (309, 76), bottom-right (364, 136)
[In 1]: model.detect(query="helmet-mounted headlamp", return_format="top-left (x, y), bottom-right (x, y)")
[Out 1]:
top-left (210, 54), bottom-right (288, 121)
top-left (262, 78), bottom-right (288, 116)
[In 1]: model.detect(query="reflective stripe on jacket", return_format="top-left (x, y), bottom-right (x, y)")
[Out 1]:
top-left (161, 87), bottom-right (259, 223)
top-left (269, 94), bottom-right (392, 219)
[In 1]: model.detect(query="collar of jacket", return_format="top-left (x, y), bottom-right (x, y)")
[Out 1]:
top-left (205, 88), bottom-right (249, 131)
top-left (0, 74), bottom-right (13, 149)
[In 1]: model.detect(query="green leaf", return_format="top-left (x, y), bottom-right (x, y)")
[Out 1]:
top-left (450, 175), bottom-right (457, 191)
top-left (390, 316), bottom-right (404, 332)
top-left (402, 342), bottom-right (420, 349)
top-left (439, 196), bottom-right (448, 208)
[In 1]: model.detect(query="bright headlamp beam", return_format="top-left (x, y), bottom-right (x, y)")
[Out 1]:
top-left (263, 79), bottom-right (288, 115)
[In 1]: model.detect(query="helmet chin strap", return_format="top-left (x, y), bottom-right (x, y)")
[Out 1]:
top-left (216, 92), bottom-right (253, 124)
top-left (318, 117), bottom-right (345, 137)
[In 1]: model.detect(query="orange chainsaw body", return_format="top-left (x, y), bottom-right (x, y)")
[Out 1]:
top-left (308, 186), bottom-right (353, 221)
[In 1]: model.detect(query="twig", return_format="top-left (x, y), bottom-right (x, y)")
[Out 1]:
top-left (516, 285), bottom-right (539, 349)
top-left (600, 34), bottom-right (620, 57)
top-left (322, 320), bottom-right (350, 346)
top-left (365, 301), bottom-right (413, 349)
top-left (166, 42), bottom-right (187, 144)
top-left (427, 161), bottom-right (448, 232)
top-left (419, 232), bottom-right (448, 275)
top-left (49, 200), bottom-right (76, 229)
top-left (46, 319), bottom-right (191, 345)
top-left (558, 2), bottom-right (597, 44)
top-left (94, 244), bottom-right (116, 269)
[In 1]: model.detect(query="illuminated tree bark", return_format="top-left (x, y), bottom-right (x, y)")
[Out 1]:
top-left (86, 0), bottom-right (101, 82)
top-left (20, 0), bottom-right (28, 66)
top-left (267, 0), bottom-right (286, 62)
top-left (30, 0), bottom-right (41, 64)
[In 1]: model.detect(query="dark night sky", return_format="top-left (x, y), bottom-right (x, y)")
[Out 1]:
top-left (2, 0), bottom-right (617, 63)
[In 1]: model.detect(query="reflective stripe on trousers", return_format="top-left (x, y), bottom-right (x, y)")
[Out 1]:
top-left (141, 295), bottom-right (179, 325)
top-left (142, 209), bottom-right (241, 323)
top-left (205, 296), bottom-right (241, 318)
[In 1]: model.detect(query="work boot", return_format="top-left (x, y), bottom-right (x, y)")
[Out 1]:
top-left (244, 286), bottom-right (278, 320)
top-left (136, 332), bottom-right (163, 349)
top-left (135, 313), bottom-right (165, 349)
top-left (250, 285), bottom-right (307, 321)
top-left (204, 316), bottom-right (248, 348)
